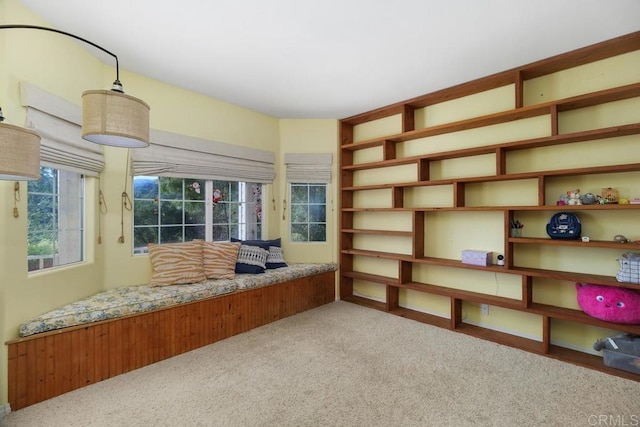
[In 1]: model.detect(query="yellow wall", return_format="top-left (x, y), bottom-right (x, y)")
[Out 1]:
top-left (278, 119), bottom-right (339, 264)
top-left (350, 49), bottom-right (640, 352)
top-left (0, 0), bottom-right (338, 408)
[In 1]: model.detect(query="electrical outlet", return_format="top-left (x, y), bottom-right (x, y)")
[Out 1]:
top-left (481, 304), bottom-right (489, 315)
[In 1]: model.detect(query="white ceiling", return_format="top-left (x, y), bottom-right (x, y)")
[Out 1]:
top-left (17, 0), bottom-right (640, 119)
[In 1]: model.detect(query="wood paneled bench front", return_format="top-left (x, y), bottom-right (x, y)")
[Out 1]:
top-left (6, 263), bottom-right (337, 410)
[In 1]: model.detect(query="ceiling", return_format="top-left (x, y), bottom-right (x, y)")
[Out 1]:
top-left (17, 0), bottom-right (640, 119)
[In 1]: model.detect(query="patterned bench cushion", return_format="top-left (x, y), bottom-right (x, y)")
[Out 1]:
top-left (19, 263), bottom-right (337, 337)
top-left (234, 262), bottom-right (338, 290)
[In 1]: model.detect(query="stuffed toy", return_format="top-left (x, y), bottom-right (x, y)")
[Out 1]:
top-left (575, 283), bottom-right (640, 324)
top-left (566, 189), bottom-right (582, 205)
top-left (593, 333), bottom-right (640, 355)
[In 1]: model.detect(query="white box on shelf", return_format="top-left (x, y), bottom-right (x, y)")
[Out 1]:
top-left (461, 250), bottom-right (493, 266)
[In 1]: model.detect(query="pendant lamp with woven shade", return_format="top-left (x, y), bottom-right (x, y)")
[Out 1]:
top-left (82, 88), bottom-right (150, 148)
top-left (0, 111), bottom-right (41, 180)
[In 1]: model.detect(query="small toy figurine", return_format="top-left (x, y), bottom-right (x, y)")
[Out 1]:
top-left (566, 189), bottom-right (582, 205)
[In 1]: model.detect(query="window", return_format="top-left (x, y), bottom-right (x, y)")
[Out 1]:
top-left (133, 177), bottom-right (262, 253)
top-left (27, 167), bottom-right (84, 271)
top-left (290, 183), bottom-right (326, 242)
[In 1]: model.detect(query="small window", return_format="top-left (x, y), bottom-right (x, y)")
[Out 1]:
top-left (290, 183), bottom-right (326, 242)
top-left (27, 167), bottom-right (84, 272)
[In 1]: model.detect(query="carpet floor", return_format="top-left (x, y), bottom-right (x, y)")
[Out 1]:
top-left (2, 300), bottom-right (639, 426)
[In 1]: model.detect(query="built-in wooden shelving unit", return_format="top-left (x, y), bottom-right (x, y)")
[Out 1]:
top-left (339, 31), bottom-right (640, 381)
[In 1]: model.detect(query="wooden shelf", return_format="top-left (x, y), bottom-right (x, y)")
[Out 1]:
top-left (388, 306), bottom-right (452, 329)
top-left (342, 87), bottom-right (640, 153)
top-left (340, 31), bottom-right (640, 381)
top-left (342, 124), bottom-right (640, 174)
top-left (396, 281), bottom-right (523, 309)
top-left (343, 271), bottom-right (399, 286)
top-left (509, 237), bottom-right (640, 250)
top-left (529, 303), bottom-right (640, 334)
top-left (341, 228), bottom-right (413, 237)
top-left (507, 267), bottom-right (640, 290)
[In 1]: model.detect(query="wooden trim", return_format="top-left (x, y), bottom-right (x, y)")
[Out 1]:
top-left (7, 272), bottom-right (335, 410)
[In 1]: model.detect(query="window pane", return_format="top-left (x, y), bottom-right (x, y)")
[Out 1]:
top-left (212, 225), bottom-right (230, 241)
top-left (28, 194), bottom-right (56, 231)
top-left (160, 226), bottom-right (183, 243)
top-left (309, 205), bottom-right (326, 222)
top-left (227, 183), bottom-right (239, 201)
top-left (229, 224), bottom-right (240, 240)
top-left (212, 204), bottom-right (229, 223)
top-left (184, 201), bottom-right (205, 224)
top-left (133, 176), bottom-right (158, 199)
top-left (309, 224), bottom-right (326, 242)
top-left (134, 227), bottom-right (158, 250)
top-left (160, 201), bottom-right (183, 224)
top-left (291, 205), bottom-right (308, 222)
top-left (28, 167), bottom-right (56, 193)
top-left (291, 185), bottom-right (308, 203)
top-left (159, 177), bottom-right (184, 200)
top-left (134, 200), bottom-right (159, 225)
top-left (185, 225), bottom-right (205, 241)
top-left (291, 224), bottom-right (308, 242)
top-left (229, 203), bottom-right (240, 223)
top-left (185, 180), bottom-right (205, 201)
top-left (309, 185), bottom-right (326, 203)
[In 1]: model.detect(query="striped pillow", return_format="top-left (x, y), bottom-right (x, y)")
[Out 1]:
top-left (148, 241), bottom-right (206, 286)
top-left (202, 241), bottom-right (241, 279)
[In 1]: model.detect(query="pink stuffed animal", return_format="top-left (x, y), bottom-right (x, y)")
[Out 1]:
top-left (575, 283), bottom-right (640, 324)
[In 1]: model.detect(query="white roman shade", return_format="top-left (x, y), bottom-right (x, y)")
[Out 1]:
top-left (284, 153), bottom-right (333, 183)
top-left (21, 82), bottom-right (104, 176)
top-left (131, 129), bottom-right (275, 183)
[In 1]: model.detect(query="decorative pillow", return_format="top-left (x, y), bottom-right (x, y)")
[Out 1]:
top-left (235, 244), bottom-right (269, 274)
top-left (266, 246), bottom-right (288, 269)
top-left (231, 237), bottom-right (281, 250)
top-left (202, 241), bottom-right (241, 279)
top-left (148, 241), bottom-right (206, 286)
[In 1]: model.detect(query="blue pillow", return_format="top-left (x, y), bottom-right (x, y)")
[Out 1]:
top-left (231, 237), bottom-right (281, 250)
top-left (265, 246), bottom-right (288, 269)
top-left (235, 245), bottom-right (268, 274)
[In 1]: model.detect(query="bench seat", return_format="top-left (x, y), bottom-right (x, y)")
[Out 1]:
top-left (19, 262), bottom-right (337, 338)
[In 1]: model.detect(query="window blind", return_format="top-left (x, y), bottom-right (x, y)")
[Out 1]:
top-left (130, 129), bottom-right (275, 183)
top-left (20, 82), bottom-right (105, 176)
top-left (284, 153), bottom-right (332, 183)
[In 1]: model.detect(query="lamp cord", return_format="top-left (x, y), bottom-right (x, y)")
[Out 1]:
top-left (0, 25), bottom-right (123, 90)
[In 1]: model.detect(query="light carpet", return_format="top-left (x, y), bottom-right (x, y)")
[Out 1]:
top-left (2, 300), bottom-right (639, 427)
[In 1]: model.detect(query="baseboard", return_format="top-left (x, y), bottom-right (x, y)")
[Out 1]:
top-left (0, 403), bottom-right (11, 418)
